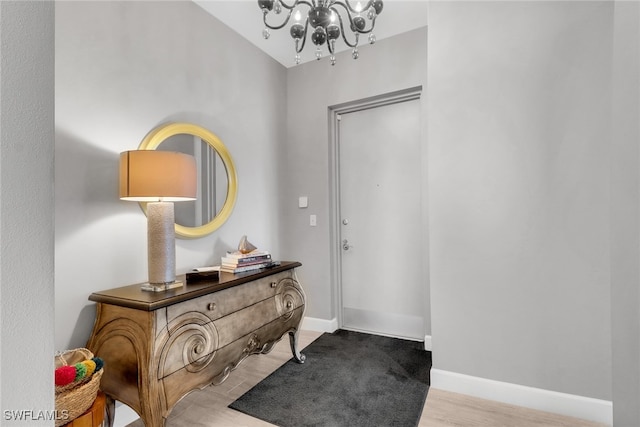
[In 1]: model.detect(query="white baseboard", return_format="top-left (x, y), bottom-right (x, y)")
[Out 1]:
top-left (430, 369), bottom-right (612, 426)
top-left (302, 316), bottom-right (339, 333)
top-left (424, 335), bottom-right (432, 351)
top-left (302, 317), bottom-right (432, 351)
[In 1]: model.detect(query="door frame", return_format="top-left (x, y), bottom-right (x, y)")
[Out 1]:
top-left (328, 86), bottom-right (425, 333)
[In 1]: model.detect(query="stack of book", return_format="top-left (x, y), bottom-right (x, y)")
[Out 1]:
top-left (220, 250), bottom-right (275, 273)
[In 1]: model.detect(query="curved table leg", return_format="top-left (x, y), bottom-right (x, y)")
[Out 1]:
top-left (289, 330), bottom-right (306, 363)
top-left (104, 395), bottom-right (116, 427)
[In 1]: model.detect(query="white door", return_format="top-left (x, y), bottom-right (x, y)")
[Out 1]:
top-left (338, 97), bottom-right (425, 340)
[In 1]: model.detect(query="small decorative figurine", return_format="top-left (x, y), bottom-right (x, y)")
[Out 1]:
top-left (238, 235), bottom-right (257, 254)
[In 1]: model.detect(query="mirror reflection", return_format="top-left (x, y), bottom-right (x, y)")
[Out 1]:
top-left (157, 134), bottom-right (228, 227)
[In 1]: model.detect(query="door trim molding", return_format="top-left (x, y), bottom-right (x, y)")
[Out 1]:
top-left (330, 86), bottom-right (423, 115)
top-left (328, 86), bottom-right (423, 331)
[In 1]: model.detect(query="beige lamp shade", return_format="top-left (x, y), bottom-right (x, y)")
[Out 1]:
top-left (119, 150), bottom-right (197, 201)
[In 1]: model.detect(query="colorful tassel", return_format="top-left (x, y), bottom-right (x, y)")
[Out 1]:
top-left (81, 360), bottom-right (96, 377)
top-left (55, 366), bottom-right (76, 386)
top-left (93, 357), bottom-right (104, 371)
top-left (74, 362), bottom-right (87, 381)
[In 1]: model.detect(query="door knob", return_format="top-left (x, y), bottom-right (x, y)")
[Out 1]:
top-left (342, 219), bottom-right (349, 225)
top-left (342, 239), bottom-right (351, 251)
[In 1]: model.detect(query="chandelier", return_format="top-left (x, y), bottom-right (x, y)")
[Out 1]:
top-left (258, 0), bottom-right (384, 66)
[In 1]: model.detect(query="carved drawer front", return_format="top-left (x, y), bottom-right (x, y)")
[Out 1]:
top-left (214, 298), bottom-right (279, 348)
top-left (157, 312), bottom-right (219, 379)
top-left (274, 276), bottom-right (305, 320)
top-left (166, 270), bottom-right (294, 324)
top-left (214, 277), bottom-right (304, 348)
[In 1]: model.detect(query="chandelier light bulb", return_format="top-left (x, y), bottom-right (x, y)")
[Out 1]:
top-left (294, 10), bottom-right (302, 21)
top-left (373, 0), bottom-right (384, 15)
top-left (327, 24), bottom-right (340, 41)
top-left (355, 1), bottom-right (363, 12)
top-left (311, 26), bottom-right (327, 46)
top-left (352, 16), bottom-right (366, 32)
top-left (290, 23), bottom-right (304, 40)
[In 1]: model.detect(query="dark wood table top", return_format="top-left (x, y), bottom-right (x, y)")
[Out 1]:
top-left (88, 261), bottom-right (302, 311)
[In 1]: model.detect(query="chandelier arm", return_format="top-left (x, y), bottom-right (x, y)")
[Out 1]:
top-left (330, 2), bottom-right (353, 21)
top-left (263, 9), bottom-right (294, 30)
top-left (278, 0), bottom-right (314, 10)
top-left (342, 0), bottom-right (375, 14)
top-left (295, 18), bottom-right (310, 53)
top-left (277, 0), bottom-right (300, 10)
top-left (332, 7), bottom-right (358, 48)
top-left (355, 16), bottom-right (376, 34)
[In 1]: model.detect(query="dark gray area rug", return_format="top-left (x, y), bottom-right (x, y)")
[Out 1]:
top-left (229, 329), bottom-right (432, 427)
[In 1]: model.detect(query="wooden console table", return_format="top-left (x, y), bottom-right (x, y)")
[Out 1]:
top-left (86, 261), bottom-right (305, 427)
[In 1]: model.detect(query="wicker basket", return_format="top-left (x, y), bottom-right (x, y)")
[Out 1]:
top-left (54, 348), bottom-right (103, 427)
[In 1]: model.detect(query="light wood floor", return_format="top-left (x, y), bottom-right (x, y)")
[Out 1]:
top-left (126, 330), bottom-right (608, 427)
top-left (421, 389), bottom-right (608, 427)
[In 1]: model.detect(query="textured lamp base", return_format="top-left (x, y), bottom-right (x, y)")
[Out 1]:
top-left (140, 281), bottom-right (184, 293)
top-left (147, 201), bottom-right (176, 285)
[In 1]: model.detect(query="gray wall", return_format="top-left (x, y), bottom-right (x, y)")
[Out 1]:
top-left (284, 28), bottom-right (429, 326)
top-left (611, 2), bottom-right (640, 425)
top-left (428, 1), bottom-right (612, 400)
top-left (0, 0), bottom-right (55, 422)
top-left (55, 1), bottom-right (287, 350)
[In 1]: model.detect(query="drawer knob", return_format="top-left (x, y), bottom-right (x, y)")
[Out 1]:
top-left (286, 301), bottom-right (293, 309)
top-left (194, 343), bottom-right (204, 354)
top-left (270, 282), bottom-right (277, 288)
top-left (207, 303), bottom-right (216, 311)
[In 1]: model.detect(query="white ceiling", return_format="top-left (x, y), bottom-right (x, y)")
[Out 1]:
top-left (194, 0), bottom-right (429, 68)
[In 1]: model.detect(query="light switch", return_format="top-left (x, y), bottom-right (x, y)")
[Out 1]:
top-left (310, 214), bottom-right (317, 226)
top-left (298, 196), bottom-right (308, 208)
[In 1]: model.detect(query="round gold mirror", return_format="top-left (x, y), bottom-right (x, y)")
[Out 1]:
top-left (138, 123), bottom-right (238, 239)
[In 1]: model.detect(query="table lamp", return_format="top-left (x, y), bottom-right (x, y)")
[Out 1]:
top-left (119, 150), bottom-right (197, 292)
